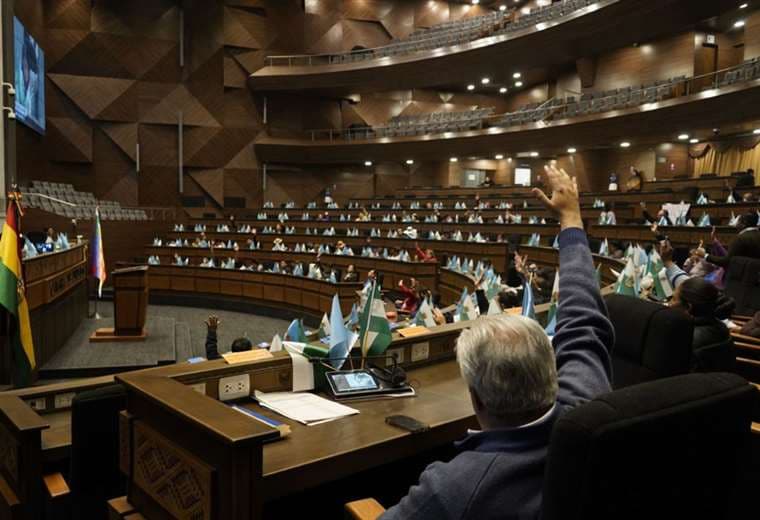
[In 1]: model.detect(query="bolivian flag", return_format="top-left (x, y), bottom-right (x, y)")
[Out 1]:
top-left (0, 198), bottom-right (35, 386)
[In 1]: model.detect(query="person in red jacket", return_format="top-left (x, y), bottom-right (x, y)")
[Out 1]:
top-left (397, 278), bottom-right (421, 314)
top-left (415, 243), bottom-right (437, 263)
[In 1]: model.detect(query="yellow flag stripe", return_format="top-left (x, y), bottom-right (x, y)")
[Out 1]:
top-left (0, 222), bottom-right (21, 279)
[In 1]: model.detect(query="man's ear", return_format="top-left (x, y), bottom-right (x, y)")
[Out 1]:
top-left (469, 387), bottom-right (484, 414)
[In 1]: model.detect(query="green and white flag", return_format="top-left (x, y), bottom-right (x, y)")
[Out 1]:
top-left (317, 313), bottom-right (331, 339)
top-left (647, 249), bottom-right (673, 299)
top-left (615, 257), bottom-right (640, 297)
top-left (359, 282), bottom-right (392, 357)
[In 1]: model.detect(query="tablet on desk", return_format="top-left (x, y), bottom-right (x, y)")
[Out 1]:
top-left (325, 369), bottom-right (414, 400)
top-left (326, 370), bottom-right (380, 396)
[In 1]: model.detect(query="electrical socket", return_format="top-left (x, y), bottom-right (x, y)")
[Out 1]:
top-left (218, 373), bottom-right (250, 402)
top-left (26, 398), bottom-right (46, 411)
top-left (54, 392), bottom-right (76, 409)
top-left (411, 342), bottom-right (430, 363)
top-left (386, 348), bottom-right (405, 367)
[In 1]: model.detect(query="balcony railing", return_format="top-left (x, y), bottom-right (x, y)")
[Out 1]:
top-left (265, 61), bottom-right (760, 143)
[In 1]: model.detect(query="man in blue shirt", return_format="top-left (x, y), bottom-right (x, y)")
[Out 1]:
top-left (381, 163), bottom-right (615, 519)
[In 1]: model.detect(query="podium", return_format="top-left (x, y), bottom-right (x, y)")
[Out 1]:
top-left (90, 266), bottom-right (149, 342)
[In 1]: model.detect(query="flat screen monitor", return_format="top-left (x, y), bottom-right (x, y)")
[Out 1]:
top-left (14, 17), bottom-right (46, 135)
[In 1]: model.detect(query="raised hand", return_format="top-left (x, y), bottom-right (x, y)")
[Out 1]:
top-left (532, 162), bottom-right (583, 230)
top-left (205, 315), bottom-right (220, 331)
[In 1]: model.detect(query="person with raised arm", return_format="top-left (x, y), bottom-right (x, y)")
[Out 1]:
top-left (381, 163), bottom-right (615, 519)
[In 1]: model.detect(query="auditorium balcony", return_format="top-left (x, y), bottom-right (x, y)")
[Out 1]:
top-left (249, 0), bottom-right (739, 93)
top-left (255, 66), bottom-right (760, 164)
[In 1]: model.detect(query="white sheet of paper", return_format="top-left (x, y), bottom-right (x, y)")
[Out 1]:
top-left (254, 390), bottom-right (358, 425)
top-left (287, 348), bottom-right (315, 392)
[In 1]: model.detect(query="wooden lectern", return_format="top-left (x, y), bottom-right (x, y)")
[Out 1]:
top-left (90, 266), bottom-right (149, 342)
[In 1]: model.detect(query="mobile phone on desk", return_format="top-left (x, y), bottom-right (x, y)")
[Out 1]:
top-left (386, 415), bottom-right (429, 434)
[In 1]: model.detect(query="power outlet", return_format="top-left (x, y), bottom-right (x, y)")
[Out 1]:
top-left (54, 392), bottom-right (76, 409)
top-left (26, 398), bottom-right (46, 411)
top-left (191, 383), bottom-right (206, 395)
top-left (386, 348), bottom-right (405, 367)
top-left (411, 342), bottom-right (430, 363)
top-left (218, 374), bottom-right (250, 402)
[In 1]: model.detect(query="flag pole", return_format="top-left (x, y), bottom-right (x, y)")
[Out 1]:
top-left (360, 279), bottom-right (375, 369)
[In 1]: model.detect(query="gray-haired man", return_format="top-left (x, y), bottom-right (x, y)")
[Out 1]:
top-left (381, 164), bottom-right (615, 519)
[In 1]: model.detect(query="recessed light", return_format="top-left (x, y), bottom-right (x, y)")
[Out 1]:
top-left (515, 81), bottom-right (523, 87)
top-left (740, 3), bottom-right (749, 8)
top-left (450, 157), bottom-right (458, 162)
top-left (364, 161), bottom-right (373, 166)
top-left (499, 4), bottom-right (507, 11)
top-left (472, 0), bottom-right (479, 4)
top-left (689, 138), bottom-right (699, 144)
top-left (495, 154), bottom-right (504, 160)
top-left (735, 20), bottom-right (746, 28)
top-left (406, 159), bottom-right (414, 165)
top-left (754, 128), bottom-right (760, 134)
top-left (467, 84), bottom-right (475, 91)
top-left (678, 133), bottom-right (689, 140)
top-left (481, 77), bottom-right (490, 85)
top-left (513, 72), bottom-right (521, 79)
top-left (567, 147), bottom-right (577, 154)
top-left (620, 141), bottom-right (631, 148)
top-left (530, 151), bottom-right (539, 157)
top-left (499, 87), bottom-right (508, 94)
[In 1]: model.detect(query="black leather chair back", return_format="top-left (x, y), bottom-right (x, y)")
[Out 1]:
top-left (724, 256), bottom-right (760, 315)
top-left (69, 384), bottom-right (127, 520)
top-left (604, 294), bottom-right (693, 388)
top-left (541, 372), bottom-right (756, 520)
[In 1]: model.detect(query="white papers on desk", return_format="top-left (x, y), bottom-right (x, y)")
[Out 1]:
top-left (254, 390), bottom-right (359, 426)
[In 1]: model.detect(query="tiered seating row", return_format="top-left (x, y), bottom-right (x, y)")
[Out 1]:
top-left (21, 181), bottom-right (149, 221)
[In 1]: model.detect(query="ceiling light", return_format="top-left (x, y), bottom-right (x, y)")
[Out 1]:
top-left (734, 20), bottom-right (746, 28)
top-left (689, 138), bottom-right (699, 144)
top-left (499, 5), bottom-right (507, 11)
top-left (481, 77), bottom-right (490, 85)
top-left (620, 141), bottom-right (631, 148)
top-left (740, 3), bottom-right (749, 8)
top-left (513, 72), bottom-right (521, 79)
top-left (364, 161), bottom-right (373, 166)
top-left (515, 81), bottom-right (523, 87)
top-left (530, 151), bottom-right (539, 157)
top-left (754, 128), bottom-right (760, 134)
top-left (472, 0), bottom-right (479, 4)
top-left (467, 84), bottom-right (475, 91)
top-left (450, 157), bottom-right (458, 162)
top-left (495, 154), bottom-right (504, 160)
top-left (567, 147), bottom-right (577, 154)
top-left (499, 87), bottom-right (508, 94)
top-left (678, 133), bottom-right (689, 140)
top-left (406, 159), bottom-right (414, 165)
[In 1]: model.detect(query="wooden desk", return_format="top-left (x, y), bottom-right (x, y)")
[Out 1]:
top-left (256, 360), bottom-right (474, 501)
top-left (147, 265), bottom-right (362, 317)
top-left (1, 242), bottom-right (89, 383)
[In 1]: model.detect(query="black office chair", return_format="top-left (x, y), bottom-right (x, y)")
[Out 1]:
top-left (724, 256), bottom-right (760, 315)
top-left (541, 372), bottom-right (756, 520)
top-left (69, 384), bottom-right (128, 520)
top-left (604, 294), bottom-right (693, 388)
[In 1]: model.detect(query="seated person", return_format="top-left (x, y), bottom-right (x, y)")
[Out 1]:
top-left (204, 315), bottom-right (252, 360)
top-left (640, 202), bottom-right (673, 225)
top-left (381, 163), bottom-right (614, 519)
top-left (415, 243), bottom-right (437, 263)
top-left (704, 213), bottom-right (760, 267)
top-left (343, 264), bottom-right (359, 282)
top-left (45, 227), bottom-right (57, 245)
top-left (671, 277), bottom-right (736, 372)
top-left (396, 278), bottom-right (422, 314)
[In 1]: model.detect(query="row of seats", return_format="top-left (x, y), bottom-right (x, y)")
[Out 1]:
top-left (377, 107), bottom-right (495, 137)
top-left (495, 0), bottom-right (594, 34)
top-left (21, 181), bottom-right (149, 221)
top-left (721, 57), bottom-right (760, 86)
top-left (494, 78), bottom-right (684, 127)
top-left (329, 11), bottom-right (506, 64)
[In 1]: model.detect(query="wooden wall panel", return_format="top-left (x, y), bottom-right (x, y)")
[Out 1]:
top-left (593, 32), bottom-right (696, 91)
top-left (744, 11), bottom-right (760, 60)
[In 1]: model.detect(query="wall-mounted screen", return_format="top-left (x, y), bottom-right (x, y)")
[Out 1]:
top-left (515, 167), bottom-right (531, 186)
top-left (14, 17), bottom-right (46, 135)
